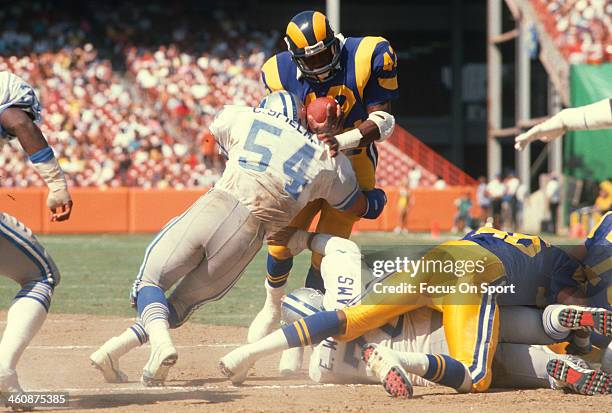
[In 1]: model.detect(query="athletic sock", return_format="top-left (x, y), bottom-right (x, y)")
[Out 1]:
top-left (101, 323), bottom-right (147, 359)
top-left (244, 329), bottom-right (290, 359)
top-left (402, 353), bottom-right (471, 392)
top-left (266, 255), bottom-right (293, 288)
top-left (0, 294), bottom-right (49, 370)
top-left (543, 304), bottom-right (571, 341)
top-left (262, 280), bottom-right (285, 311)
top-left (137, 286), bottom-right (172, 347)
top-left (282, 310), bottom-right (341, 347)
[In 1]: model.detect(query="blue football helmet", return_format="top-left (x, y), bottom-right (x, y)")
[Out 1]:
top-left (258, 91), bottom-right (306, 127)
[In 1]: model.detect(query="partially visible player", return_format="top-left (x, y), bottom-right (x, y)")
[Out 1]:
top-left (221, 226), bottom-right (603, 394)
top-left (515, 98), bottom-right (611, 150)
top-left (221, 229), bottom-right (612, 396)
top-left (89, 91), bottom-right (387, 386)
top-left (0, 71), bottom-right (72, 409)
top-left (540, 211), bottom-right (612, 390)
top-left (249, 10), bottom-right (398, 344)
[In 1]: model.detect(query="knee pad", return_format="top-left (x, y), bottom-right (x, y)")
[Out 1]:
top-left (15, 281), bottom-right (54, 312)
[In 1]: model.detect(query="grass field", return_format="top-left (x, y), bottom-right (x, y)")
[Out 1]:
top-left (0, 231), bottom-right (580, 326)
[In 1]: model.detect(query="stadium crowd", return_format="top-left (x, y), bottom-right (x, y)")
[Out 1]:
top-left (533, 0), bottom-right (612, 64)
top-left (0, 2), bottom-right (276, 189)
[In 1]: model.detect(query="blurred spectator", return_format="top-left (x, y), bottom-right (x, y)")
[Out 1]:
top-left (408, 165), bottom-right (422, 189)
top-left (594, 179), bottom-right (612, 213)
top-left (504, 171), bottom-right (520, 230)
top-left (533, 0), bottom-right (612, 63)
top-left (394, 177), bottom-right (414, 234)
top-left (546, 174), bottom-right (561, 233)
top-left (452, 191), bottom-right (473, 233)
top-left (487, 174), bottom-right (505, 229)
top-left (433, 176), bottom-right (447, 189)
top-left (476, 176), bottom-right (491, 227)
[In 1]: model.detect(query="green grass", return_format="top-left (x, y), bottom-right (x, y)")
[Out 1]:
top-left (0, 232), bottom-right (579, 326)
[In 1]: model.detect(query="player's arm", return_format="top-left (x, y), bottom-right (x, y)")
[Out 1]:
top-left (319, 110), bottom-right (395, 156)
top-left (0, 107), bottom-right (72, 221)
top-left (515, 98), bottom-right (612, 150)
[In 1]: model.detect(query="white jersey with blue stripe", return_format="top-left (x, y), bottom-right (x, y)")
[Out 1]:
top-left (0, 71), bottom-right (42, 140)
top-left (209, 105), bottom-right (359, 232)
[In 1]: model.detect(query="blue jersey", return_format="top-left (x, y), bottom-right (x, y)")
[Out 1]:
top-left (582, 212), bottom-right (612, 309)
top-left (462, 228), bottom-right (581, 306)
top-left (261, 36), bottom-right (399, 132)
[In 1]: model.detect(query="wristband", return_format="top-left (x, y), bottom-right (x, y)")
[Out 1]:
top-left (335, 128), bottom-right (363, 150)
top-left (362, 188), bottom-right (387, 219)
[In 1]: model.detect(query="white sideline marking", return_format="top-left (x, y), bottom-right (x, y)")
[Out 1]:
top-left (27, 343), bottom-right (240, 350)
top-left (34, 383), bottom-right (367, 394)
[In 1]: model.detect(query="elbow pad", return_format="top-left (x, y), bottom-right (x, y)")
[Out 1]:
top-left (368, 111), bottom-right (395, 142)
top-left (362, 188), bottom-right (387, 219)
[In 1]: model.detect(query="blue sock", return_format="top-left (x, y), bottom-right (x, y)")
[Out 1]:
top-left (267, 254), bottom-right (293, 288)
top-left (305, 266), bottom-right (325, 293)
top-left (282, 310), bottom-right (341, 347)
top-left (136, 285), bottom-right (169, 327)
top-left (423, 354), bottom-right (468, 390)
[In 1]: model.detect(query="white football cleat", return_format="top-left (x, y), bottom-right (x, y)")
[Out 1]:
top-left (362, 344), bottom-right (413, 398)
top-left (90, 344), bottom-right (128, 383)
top-left (0, 369), bottom-right (33, 411)
top-left (141, 342), bottom-right (178, 387)
top-left (278, 347), bottom-right (304, 376)
top-left (219, 347), bottom-right (255, 385)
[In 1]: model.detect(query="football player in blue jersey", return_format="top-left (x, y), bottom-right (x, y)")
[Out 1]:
top-left (223, 226), bottom-right (612, 396)
top-left (249, 9), bottom-right (399, 345)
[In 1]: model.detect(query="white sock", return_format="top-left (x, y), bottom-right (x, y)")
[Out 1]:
top-left (264, 281), bottom-right (284, 310)
top-left (543, 305), bottom-right (570, 341)
top-left (103, 329), bottom-right (144, 358)
top-left (145, 319), bottom-right (172, 348)
top-left (246, 329), bottom-right (289, 359)
top-left (0, 298), bottom-right (47, 370)
top-left (398, 352), bottom-right (429, 376)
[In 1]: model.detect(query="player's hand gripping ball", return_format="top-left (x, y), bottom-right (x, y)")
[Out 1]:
top-left (307, 96), bottom-right (344, 136)
top-left (308, 97), bottom-right (343, 157)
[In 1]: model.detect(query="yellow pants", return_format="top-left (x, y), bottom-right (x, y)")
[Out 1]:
top-left (338, 241), bottom-right (505, 392)
top-left (268, 147), bottom-right (377, 267)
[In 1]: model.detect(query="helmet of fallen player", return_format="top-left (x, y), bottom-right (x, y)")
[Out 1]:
top-left (284, 10), bottom-right (341, 82)
top-left (259, 91), bottom-right (306, 126)
top-left (281, 287), bottom-right (325, 326)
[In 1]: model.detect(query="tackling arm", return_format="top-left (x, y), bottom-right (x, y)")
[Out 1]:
top-left (0, 108), bottom-right (72, 221)
top-left (515, 98), bottom-right (612, 150)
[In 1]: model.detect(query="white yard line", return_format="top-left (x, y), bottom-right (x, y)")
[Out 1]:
top-left (27, 343), bottom-right (240, 350)
top-left (34, 383), bottom-right (367, 394)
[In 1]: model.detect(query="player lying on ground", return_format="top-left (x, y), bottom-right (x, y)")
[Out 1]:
top-left (249, 9), bottom-right (399, 346)
top-left (220, 227), bottom-right (612, 395)
top-left (0, 71), bottom-right (73, 410)
top-left (282, 288), bottom-right (603, 396)
top-left (89, 91), bottom-right (387, 386)
top-left (515, 97), bottom-right (612, 150)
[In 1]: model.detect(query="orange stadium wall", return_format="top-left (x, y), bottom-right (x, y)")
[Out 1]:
top-left (0, 187), bottom-right (478, 234)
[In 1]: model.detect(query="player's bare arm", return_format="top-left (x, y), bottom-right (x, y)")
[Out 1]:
top-left (318, 101), bottom-right (395, 157)
top-left (0, 107), bottom-right (73, 221)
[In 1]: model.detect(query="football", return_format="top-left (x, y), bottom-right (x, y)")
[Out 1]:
top-left (306, 96), bottom-right (338, 123)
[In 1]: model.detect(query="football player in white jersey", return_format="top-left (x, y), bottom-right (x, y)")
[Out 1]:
top-left (0, 71), bottom-right (72, 409)
top-left (221, 230), bottom-right (611, 396)
top-left (89, 91), bottom-right (389, 386)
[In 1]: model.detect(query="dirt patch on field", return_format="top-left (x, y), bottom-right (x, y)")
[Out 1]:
top-left (4, 313), bottom-right (609, 413)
